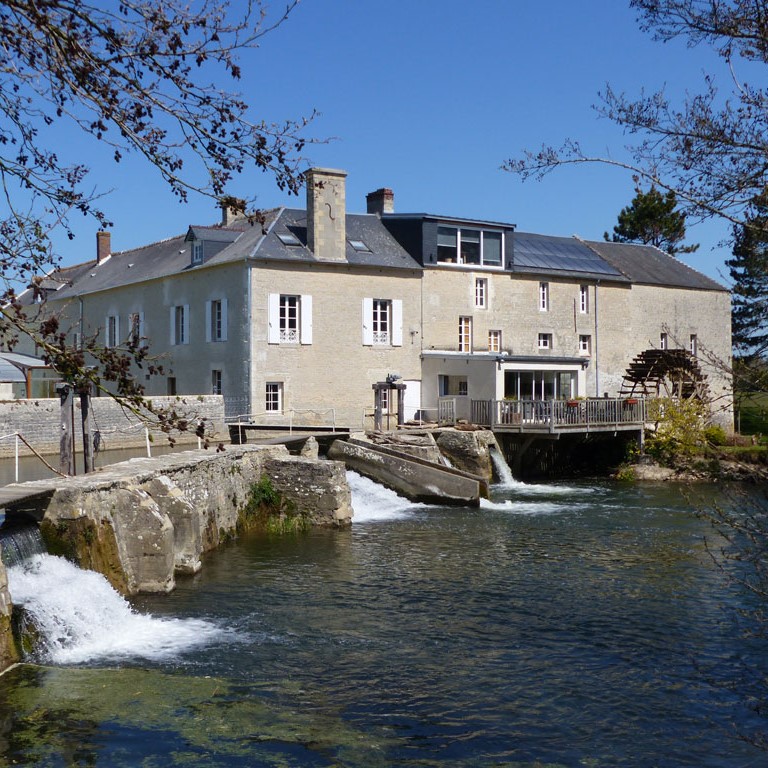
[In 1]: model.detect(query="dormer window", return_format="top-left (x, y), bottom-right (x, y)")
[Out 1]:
top-left (192, 240), bottom-right (203, 265)
top-left (436, 226), bottom-right (503, 267)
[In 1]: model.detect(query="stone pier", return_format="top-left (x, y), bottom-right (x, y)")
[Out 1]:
top-left (2, 445), bottom-right (352, 596)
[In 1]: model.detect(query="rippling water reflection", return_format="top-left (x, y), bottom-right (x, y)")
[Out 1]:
top-left (1, 477), bottom-right (765, 766)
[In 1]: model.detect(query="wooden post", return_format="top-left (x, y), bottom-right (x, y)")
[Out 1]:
top-left (396, 383), bottom-right (406, 427)
top-left (57, 383), bottom-right (75, 475)
top-left (80, 388), bottom-right (94, 473)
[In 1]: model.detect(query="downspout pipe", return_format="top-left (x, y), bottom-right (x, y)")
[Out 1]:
top-left (594, 281), bottom-right (600, 397)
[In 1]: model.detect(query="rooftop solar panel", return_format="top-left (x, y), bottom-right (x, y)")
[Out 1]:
top-left (513, 233), bottom-right (623, 276)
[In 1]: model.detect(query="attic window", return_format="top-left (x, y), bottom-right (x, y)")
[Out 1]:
top-left (191, 240), bottom-right (203, 265)
top-left (277, 232), bottom-right (302, 247)
top-left (349, 239), bottom-right (371, 253)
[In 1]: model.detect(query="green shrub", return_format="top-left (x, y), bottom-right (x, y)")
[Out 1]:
top-left (646, 397), bottom-right (708, 464)
top-left (704, 424), bottom-right (729, 447)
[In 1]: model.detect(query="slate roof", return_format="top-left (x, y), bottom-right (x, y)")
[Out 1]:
top-left (583, 240), bottom-right (726, 292)
top-left (249, 209), bottom-right (421, 270)
top-left (510, 232), bottom-right (628, 282)
top-left (51, 207), bottom-right (421, 299)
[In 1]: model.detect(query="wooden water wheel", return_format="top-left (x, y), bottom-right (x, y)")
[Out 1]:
top-left (620, 349), bottom-right (709, 400)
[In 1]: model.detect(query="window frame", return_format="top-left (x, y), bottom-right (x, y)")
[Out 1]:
top-left (459, 316), bottom-right (473, 352)
top-left (206, 298), bottom-right (228, 342)
top-left (211, 369), bottom-right (222, 395)
top-left (538, 332), bottom-right (553, 350)
top-left (436, 225), bottom-right (504, 268)
top-left (579, 334), bottom-right (591, 355)
top-left (488, 329), bottom-right (502, 353)
top-left (265, 382), bottom-right (283, 413)
top-left (268, 294), bottom-right (312, 345)
top-left (191, 240), bottom-right (203, 265)
top-left (170, 304), bottom-right (189, 346)
top-left (579, 285), bottom-right (589, 314)
top-left (539, 282), bottom-right (549, 312)
top-left (105, 314), bottom-right (119, 348)
top-left (475, 277), bottom-right (488, 309)
top-left (689, 334), bottom-right (698, 356)
top-left (660, 332), bottom-right (668, 350)
top-left (362, 297), bottom-right (403, 346)
top-left (128, 311), bottom-right (144, 347)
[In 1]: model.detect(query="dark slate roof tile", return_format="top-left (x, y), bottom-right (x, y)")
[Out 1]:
top-left (248, 209), bottom-right (422, 270)
top-left (583, 240), bottom-right (727, 291)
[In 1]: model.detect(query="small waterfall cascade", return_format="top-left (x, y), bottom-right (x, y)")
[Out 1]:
top-left (2, 526), bottom-right (227, 665)
top-left (0, 524), bottom-right (47, 568)
top-left (347, 471), bottom-right (422, 522)
top-left (490, 447), bottom-right (524, 488)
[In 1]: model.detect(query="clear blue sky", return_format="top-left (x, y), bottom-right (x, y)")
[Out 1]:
top-left (52, 0), bottom-right (732, 282)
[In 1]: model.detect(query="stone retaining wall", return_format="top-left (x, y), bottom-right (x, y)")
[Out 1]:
top-left (0, 395), bottom-right (227, 458)
top-left (7, 445), bottom-right (352, 595)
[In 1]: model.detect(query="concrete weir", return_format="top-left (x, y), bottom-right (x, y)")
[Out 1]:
top-left (327, 437), bottom-right (487, 506)
top-left (0, 445), bottom-right (352, 596)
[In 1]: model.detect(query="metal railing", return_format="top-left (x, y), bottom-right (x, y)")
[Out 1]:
top-left (228, 408), bottom-right (337, 436)
top-left (0, 431), bottom-right (66, 482)
top-left (469, 398), bottom-right (647, 432)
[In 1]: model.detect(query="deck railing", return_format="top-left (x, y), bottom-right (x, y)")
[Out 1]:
top-left (470, 398), bottom-right (647, 432)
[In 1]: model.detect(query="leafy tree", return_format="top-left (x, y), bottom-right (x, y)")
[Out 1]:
top-left (504, 0), bottom-right (768, 236)
top-left (727, 197), bottom-right (768, 359)
top-left (605, 185), bottom-right (699, 256)
top-left (0, 0), bottom-right (312, 433)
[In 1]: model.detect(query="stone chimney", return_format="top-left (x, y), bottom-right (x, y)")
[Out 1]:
top-left (305, 167), bottom-right (347, 260)
top-left (366, 187), bottom-right (394, 215)
top-left (96, 231), bottom-right (111, 264)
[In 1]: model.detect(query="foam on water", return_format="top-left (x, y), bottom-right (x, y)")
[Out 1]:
top-left (490, 448), bottom-right (598, 496)
top-left (348, 471), bottom-right (422, 522)
top-left (8, 554), bottom-right (227, 665)
top-left (480, 498), bottom-right (589, 515)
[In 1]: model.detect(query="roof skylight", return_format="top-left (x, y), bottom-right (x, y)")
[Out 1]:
top-left (349, 239), bottom-right (371, 253)
top-left (277, 232), bottom-right (302, 247)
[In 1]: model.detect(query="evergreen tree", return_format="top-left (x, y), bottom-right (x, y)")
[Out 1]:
top-left (727, 200), bottom-right (768, 360)
top-left (605, 186), bottom-right (699, 256)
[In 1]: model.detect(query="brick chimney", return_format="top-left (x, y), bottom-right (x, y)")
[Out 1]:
top-left (96, 231), bottom-right (111, 263)
top-left (366, 187), bottom-right (394, 215)
top-left (305, 167), bottom-right (347, 260)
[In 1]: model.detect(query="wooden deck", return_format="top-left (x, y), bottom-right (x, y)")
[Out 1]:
top-left (470, 398), bottom-right (646, 434)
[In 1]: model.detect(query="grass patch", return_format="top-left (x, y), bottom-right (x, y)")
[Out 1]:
top-left (238, 475), bottom-right (310, 535)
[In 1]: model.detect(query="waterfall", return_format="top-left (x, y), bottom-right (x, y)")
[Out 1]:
top-left (0, 525), bottom-right (47, 567)
top-left (3, 526), bottom-right (228, 665)
top-left (347, 471), bottom-right (422, 522)
top-left (490, 447), bottom-right (523, 488)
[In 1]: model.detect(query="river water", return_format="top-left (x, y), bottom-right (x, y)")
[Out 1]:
top-left (1, 472), bottom-right (767, 766)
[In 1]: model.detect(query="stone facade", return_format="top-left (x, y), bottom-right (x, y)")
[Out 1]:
top-left (9, 166), bottom-right (732, 443)
top-left (250, 262), bottom-right (422, 430)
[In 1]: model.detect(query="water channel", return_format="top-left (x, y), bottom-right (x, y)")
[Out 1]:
top-left (1, 471), bottom-right (766, 766)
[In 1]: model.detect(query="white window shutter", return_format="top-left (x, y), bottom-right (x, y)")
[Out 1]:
top-left (170, 307), bottom-right (176, 346)
top-left (115, 316), bottom-right (120, 345)
top-left (268, 293), bottom-right (280, 344)
top-left (105, 317), bottom-right (110, 347)
top-left (300, 295), bottom-right (312, 345)
top-left (362, 297), bottom-right (373, 345)
top-left (138, 312), bottom-right (145, 340)
top-left (183, 304), bottom-right (190, 344)
top-left (220, 298), bottom-right (228, 342)
top-left (392, 300), bottom-right (403, 346)
top-left (205, 301), bottom-right (212, 343)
